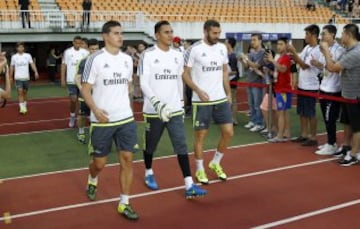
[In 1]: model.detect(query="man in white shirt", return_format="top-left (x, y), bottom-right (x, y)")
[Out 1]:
top-left (81, 21), bottom-right (139, 221)
top-left (183, 19), bottom-right (233, 184)
top-left (0, 52), bottom-right (11, 106)
top-left (314, 25), bottom-right (345, 156)
top-left (139, 20), bottom-right (207, 198)
top-left (288, 24), bottom-right (323, 146)
top-left (9, 42), bottom-right (39, 114)
top-left (61, 36), bottom-right (89, 127)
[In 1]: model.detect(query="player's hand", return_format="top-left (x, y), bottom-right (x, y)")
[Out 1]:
top-left (286, 44), bottom-right (296, 54)
top-left (227, 94), bottom-right (232, 104)
top-left (150, 96), bottom-right (172, 122)
top-left (34, 72), bottom-right (39, 80)
top-left (0, 52), bottom-right (7, 66)
top-left (197, 89), bottom-right (209, 102)
top-left (61, 79), bottom-right (66, 88)
top-left (94, 108), bottom-right (109, 123)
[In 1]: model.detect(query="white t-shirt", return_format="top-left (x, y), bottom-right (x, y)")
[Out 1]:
top-left (298, 44), bottom-right (324, 90)
top-left (10, 53), bottom-right (33, 80)
top-left (320, 42), bottom-right (345, 93)
top-left (63, 47), bottom-right (89, 85)
top-left (82, 48), bottom-right (133, 123)
top-left (139, 45), bottom-right (184, 115)
top-left (184, 40), bottom-right (229, 103)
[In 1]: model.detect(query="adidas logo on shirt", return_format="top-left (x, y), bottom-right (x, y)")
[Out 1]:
top-left (154, 59), bottom-right (160, 64)
top-left (103, 63), bottom-right (110, 68)
top-left (201, 53), bottom-right (206, 57)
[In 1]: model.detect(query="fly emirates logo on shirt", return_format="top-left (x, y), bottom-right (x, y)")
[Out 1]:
top-left (202, 61), bottom-right (222, 72)
top-left (103, 72), bottom-right (129, 86)
top-left (15, 61), bottom-right (28, 67)
top-left (155, 69), bottom-right (178, 80)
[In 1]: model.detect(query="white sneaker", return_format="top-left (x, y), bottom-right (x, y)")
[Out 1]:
top-left (68, 117), bottom-right (76, 128)
top-left (317, 143), bottom-right (326, 150)
top-left (250, 125), bottom-right (264, 132)
top-left (315, 143), bottom-right (337, 155)
top-left (244, 121), bottom-right (255, 129)
top-left (260, 128), bottom-right (268, 134)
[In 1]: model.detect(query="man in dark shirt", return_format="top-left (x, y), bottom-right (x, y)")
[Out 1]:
top-left (18, 0), bottom-right (31, 29)
top-left (82, 0), bottom-right (92, 29)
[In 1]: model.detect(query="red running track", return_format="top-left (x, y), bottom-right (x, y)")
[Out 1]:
top-left (1, 134), bottom-right (359, 228)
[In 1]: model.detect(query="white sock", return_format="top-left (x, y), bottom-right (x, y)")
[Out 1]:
top-left (120, 194), bottom-right (129, 205)
top-left (195, 159), bottom-right (204, 171)
top-left (19, 102), bottom-right (25, 109)
top-left (24, 101), bottom-right (27, 107)
top-left (78, 127), bottom-right (85, 134)
top-left (70, 113), bottom-right (76, 118)
top-left (184, 176), bottom-right (194, 190)
top-left (211, 151), bottom-right (224, 165)
top-left (88, 174), bottom-right (98, 185)
top-left (145, 169), bottom-right (154, 177)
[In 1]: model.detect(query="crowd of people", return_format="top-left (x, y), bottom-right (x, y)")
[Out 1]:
top-left (1, 19), bottom-right (360, 221)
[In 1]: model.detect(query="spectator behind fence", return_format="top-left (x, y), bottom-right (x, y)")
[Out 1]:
top-left (82, 0), bottom-right (92, 29)
top-left (18, 0), bottom-right (31, 29)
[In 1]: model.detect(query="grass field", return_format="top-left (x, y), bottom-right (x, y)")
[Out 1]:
top-left (0, 83), bottom-right (331, 178)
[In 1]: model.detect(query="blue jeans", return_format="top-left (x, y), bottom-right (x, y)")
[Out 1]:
top-left (247, 87), bottom-right (264, 125)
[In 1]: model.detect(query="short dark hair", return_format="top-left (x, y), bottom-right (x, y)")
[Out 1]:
top-left (323, 24), bottom-right (337, 38)
top-left (304, 24), bottom-right (320, 37)
top-left (343, 23), bottom-right (360, 41)
top-left (278, 37), bottom-right (288, 43)
top-left (87, 38), bottom-right (99, 47)
top-left (226, 37), bottom-right (236, 48)
top-left (102, 20), bottom-right (121, 34)
top-left (154, 20), bottom-right (170, 34)
top-left (251, 33), bottom-right (263, 40)
top-left (73, 36), bottom-right (82, 41)
top-left (203, 19), bottom-right (220, 31)
top-left (82, 37), bottom-right (88, 44)
top-left (16, 42), bottom-right (25, 48)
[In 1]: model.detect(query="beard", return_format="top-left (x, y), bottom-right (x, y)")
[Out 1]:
top-left (206, 34), bottom-right (218, 45)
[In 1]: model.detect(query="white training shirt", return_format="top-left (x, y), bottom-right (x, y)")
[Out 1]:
top-left (10, 53), bottom-right (33, 80)
top-left (298, 44), bottom-right (324, 90)
top-left (184, 40), bottom-right (229, 103)
top-left (139, 45), bottom-right (184, 116)
top-left (320, 42), bottom-right (345, 93)
top-left (63, 47), bottom-right (89, 85)
top-left (82, 48), bottom-right (133, 123)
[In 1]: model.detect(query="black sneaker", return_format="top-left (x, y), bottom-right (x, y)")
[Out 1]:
top-left (291, 136), bottom-right (308, 143)
top-left (86, 184), bottom-right (97, 201)
top-left (339, 155), bottom-right (359, 167)
top-left (333, 145), bottom-right (351, 158)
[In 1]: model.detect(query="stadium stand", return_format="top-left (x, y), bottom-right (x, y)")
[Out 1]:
top-left (0, 0), bottom-right (44, 22)
top-left (55, 0), bottom-right (349, 24)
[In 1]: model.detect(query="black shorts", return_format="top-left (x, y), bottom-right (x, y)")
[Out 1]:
top-left (78, 98), bottom-right (90, 116)
top-left (192, 100), bottom-right (233, 130)
top-left (89, 120), bottom-right (138, 157)
top-left (296, 89), bottom-right (317, 118)
top-left (340, 102), bottom-right (360, 133)
top-left (144, 115), bottom-right (187, 155)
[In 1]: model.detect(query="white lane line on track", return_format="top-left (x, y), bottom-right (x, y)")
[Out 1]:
top-left (252, 199), bottom-right (360, 229)
top-left (0, 157), bottom-right (336, 222)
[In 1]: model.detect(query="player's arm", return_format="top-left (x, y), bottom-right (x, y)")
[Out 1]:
top-left (0, 54), bottom-right (11, 100)
top-left (138, 53), bottom-right (157, 100)
top-left (182, 66), bottom-right (209, 101)
top-left (60, 51), bottom-right (67, 87)
top-left (30, 62), bottom-right (39, 79)
top-left (223, 64), bottom-right (232, 103)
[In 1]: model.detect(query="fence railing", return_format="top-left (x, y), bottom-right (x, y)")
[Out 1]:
top-left (0, 10), bottom-right (358, 31)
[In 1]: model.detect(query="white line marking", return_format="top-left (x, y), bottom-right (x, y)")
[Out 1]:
top-left (0, 157), bottom-right (336, 222)
top-left (252, 199), bottom-right (360, 229)
top-left (0, 128), bottom-right (71, 137)
top-left (0, 118), bottom-right (69, 127)
top-left (2, 141), bottom-right (269, 181)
